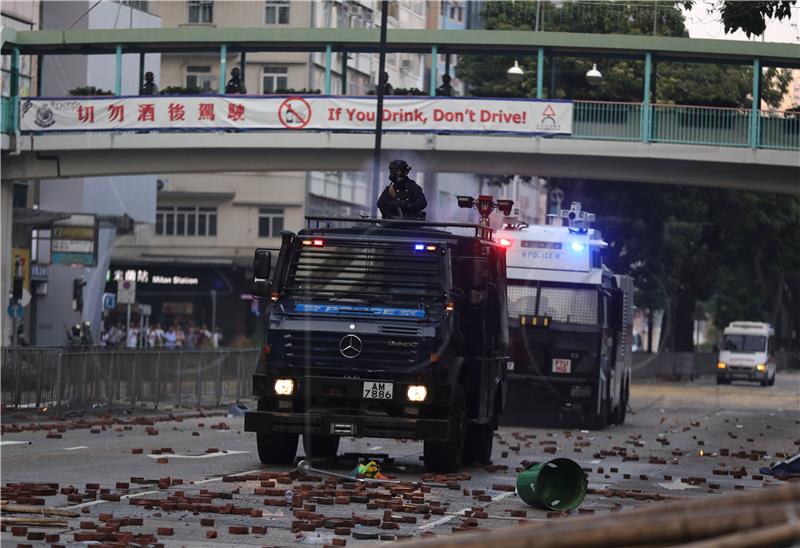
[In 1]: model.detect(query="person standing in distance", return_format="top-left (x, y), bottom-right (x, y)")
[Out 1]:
top-left (377, 159), bottom-right (427, 219)
top-left (140, 71), bottom-right (158, 95)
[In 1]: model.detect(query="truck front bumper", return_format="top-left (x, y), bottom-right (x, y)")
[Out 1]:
top-left (244, 410), bottom-right (450, 441)
top-left (501, 374), bottom-right (599, 424)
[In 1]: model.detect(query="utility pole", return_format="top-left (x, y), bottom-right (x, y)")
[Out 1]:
top-left (370, 0), bottom-right (389, 218)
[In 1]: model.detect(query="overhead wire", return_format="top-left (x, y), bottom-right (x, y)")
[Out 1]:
top-left (66, 0), bottom-right (104, 30)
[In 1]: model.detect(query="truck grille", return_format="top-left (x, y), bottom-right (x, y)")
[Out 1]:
top-left (277, 331), bottom-right (423, 370)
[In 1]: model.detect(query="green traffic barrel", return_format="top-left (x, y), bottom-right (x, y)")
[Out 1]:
top-left (515, 458), bottom-right (588, 511)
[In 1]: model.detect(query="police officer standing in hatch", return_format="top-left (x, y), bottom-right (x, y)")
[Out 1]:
top-left (377, 160), bottom-right (427, 220)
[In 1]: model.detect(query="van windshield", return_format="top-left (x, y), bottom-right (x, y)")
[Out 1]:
top-left (723, 335), bottom-right (766, 352)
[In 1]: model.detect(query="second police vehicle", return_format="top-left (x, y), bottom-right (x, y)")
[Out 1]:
top-left (494, 203), bottom-right (633, 429)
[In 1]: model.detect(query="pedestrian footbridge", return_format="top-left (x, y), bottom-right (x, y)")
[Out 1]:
top-left (2, 28), bottom-right (799, 192)
top-left (2, 98), bottom-right (798, 193)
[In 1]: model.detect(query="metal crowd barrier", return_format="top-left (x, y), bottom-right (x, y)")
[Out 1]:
top-left (0, 347), bottom-right (259, 413)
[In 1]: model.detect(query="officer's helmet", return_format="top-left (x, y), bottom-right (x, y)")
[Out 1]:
top-left (388, 159), bottom-right (411, 173)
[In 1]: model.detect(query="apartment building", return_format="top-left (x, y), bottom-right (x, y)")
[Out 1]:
top-left (2, 0), bottom-right (40, 346)
top-left (110, 1), bottom-right (431, 344)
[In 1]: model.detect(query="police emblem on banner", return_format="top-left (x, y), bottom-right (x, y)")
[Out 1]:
top-left (33, 102), bottom-right (56, 128)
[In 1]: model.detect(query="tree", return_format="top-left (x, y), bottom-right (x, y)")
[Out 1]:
top-left (551, 178), bottom-right (800, 353)
top-left (457, 1), bottom-right (790, 107)
top-left (681, 0), bottom-right (798, 38)
top-left (458, 1), bottom-right (800, 353)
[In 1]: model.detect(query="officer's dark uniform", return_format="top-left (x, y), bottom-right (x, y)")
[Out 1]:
top-left (377, 160), bottom-right (427, 219)
top-left (225, 68), bottom-right (247, 94)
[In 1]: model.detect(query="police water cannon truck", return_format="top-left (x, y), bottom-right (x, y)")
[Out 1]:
top-left (245, 197), bottom-right (511, 472)
top-left (494, 202), bottom-right (633, 429)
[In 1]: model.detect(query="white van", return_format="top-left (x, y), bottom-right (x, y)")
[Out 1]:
top-left (717, 322), bottom-right (776, 386)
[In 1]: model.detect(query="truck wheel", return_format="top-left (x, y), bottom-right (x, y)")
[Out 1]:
top-left (760, 377), bottom-right (769, 387)
top-left (463, 420), bottom-right (495, 465)
top-left (303, 434), bottom-right (340, 460)
top-left (593, 397), bottom-right (609, 430)
top-left (615, 382), bottom-right (629, 425)
top-left (424, 385), bottom-right (466, 473)
top-left (257, 432), bottom-right (298, 465)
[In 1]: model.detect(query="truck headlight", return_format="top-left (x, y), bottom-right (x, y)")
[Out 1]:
top-left (717, 362), bottom-right (727, 369)
top-left (756, 363), bottom-right (766, 372)
top-left (406, 385), bottom-right (428, 402)
top-left (274, 379), bottom-right (295, 396)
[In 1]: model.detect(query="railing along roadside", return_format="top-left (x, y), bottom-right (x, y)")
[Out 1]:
top-left (1, 347), bottom-right (259, 413)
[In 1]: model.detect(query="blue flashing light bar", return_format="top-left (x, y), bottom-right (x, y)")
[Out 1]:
top-left (570, 242), bottom-right (586, 252)
top-left (295, 304), bottom-right (426, 318)
top-left (413, 243), bottom-right (437, 252)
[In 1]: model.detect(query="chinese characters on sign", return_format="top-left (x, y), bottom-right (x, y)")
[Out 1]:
top-left (21, 96), bottom-right (573, 135)
top-left (111, 269), bottom-right (199, 286)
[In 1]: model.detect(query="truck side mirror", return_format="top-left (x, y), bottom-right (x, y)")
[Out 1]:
top-left (253, 249), bottom-right (272, 280)
top-left (610, 289), bottom-right (624, 331)
top-left (454, 257), bottom-right (488, 291)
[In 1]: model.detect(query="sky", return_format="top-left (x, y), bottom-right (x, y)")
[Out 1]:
top-left (681, 0), bottom-right (800, 44)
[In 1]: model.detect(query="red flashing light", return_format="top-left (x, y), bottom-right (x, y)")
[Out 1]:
top-left (499, 238), bottom-right (512, 247)
top-left (312, 239), bottom-right (324, 247)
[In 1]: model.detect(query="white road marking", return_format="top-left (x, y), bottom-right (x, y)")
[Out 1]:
top-left (194, 468), bottom-right (263, 485)
top-left (145, 450), bottom-right (249, 460)
top-left (64, 446), bottom-right (89, 451)
top-left (418, 488), bottom-right (515, 531)
top-left (62, 467), bottom-right (264, 509)
top-left (0, 440), bottom-right (30, 446)
top-left (657, 478), bottom-right (700, 491)
top-left (370, 446), bottom-right (383, 451)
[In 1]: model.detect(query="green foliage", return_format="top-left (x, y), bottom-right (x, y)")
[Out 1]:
top-left (269, 88), bottom-right (322, 94)
top-left (366, 88), bottom-right (426, 96)
top-left (159, 85), bottom-right (202, 95)
top-left (679, 1), bottom-right (796, 38)
top-left (718, 0), bottom-right (797, 38)
top-left (462, 1), bottom-right (799, 349)
top-left (68, 86), bottom-right (113, 96)
top-left (554, 179), bottom-right (800, 350)
top-left (457, 1), bottom-right (790, 107)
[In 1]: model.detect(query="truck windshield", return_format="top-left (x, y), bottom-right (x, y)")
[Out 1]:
top-left (723, 335), bottom-right (766, 352)
top-left (507, 281), bottom-right (598, 326)
top-left (283, 239), bottom-right (444, 308)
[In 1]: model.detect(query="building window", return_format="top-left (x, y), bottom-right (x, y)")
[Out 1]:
top-left (388, 1), bottom-right (400, 19)
top-left (265, 0), bottom-right (290, 24)
top-left (258, 208), bottom-right (285, 238)
top-left (262, 65), bottom-right (288, 93)
top-left (188, 0), bottom-right (213, 23)
top-left (156, 206), bottom-right (217, 236)
top-left (186, 65), bottom-right (216, 92)
top-left (117, 0), bottom-right (149, 11)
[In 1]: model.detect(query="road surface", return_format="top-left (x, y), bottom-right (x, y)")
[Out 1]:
top-left (1, 373), bottom-right (798, 546)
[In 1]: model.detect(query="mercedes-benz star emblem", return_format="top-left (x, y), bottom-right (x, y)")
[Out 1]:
top-left (339, 334), bottom-right (363, 359)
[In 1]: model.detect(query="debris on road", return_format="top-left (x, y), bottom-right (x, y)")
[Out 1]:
top-left (516, 458), bottom-right (587, 511)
